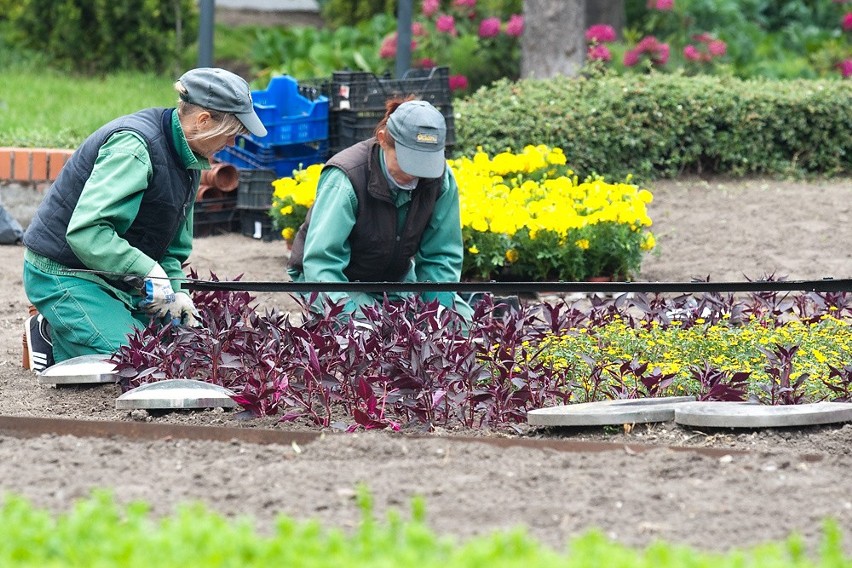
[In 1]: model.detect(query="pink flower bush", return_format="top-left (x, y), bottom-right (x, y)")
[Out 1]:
top-left (587, 44), bottom-right (612, 62)
top-left (422, 0), bottom-right (440, 18)
top-left (683, 44), bottom-right (702, 61)
top-left (448, 74), bottom-right (469, 91)
top-left (386, 1), bottom-right (524, 94)
top-left (624, 36), bottom-right (670, 67)
top-left (478, 17), bottom-right (501, 39)
top-left (683, 34), bottom-right (727, 64)
top-left (585, 24), bottom-right (616, 44)
top-left (647, 0), bottom-right (674, 11)
top-left (505, 14), bottom-right (524, 37)
top-left (379, 33), bottom-right (417, 60)
top-left (843, 13), bottom-right (852, 31)
top-left (436, 14), bottom-right (457, 34)
top-left (838, 59), bottom-right (852, 77)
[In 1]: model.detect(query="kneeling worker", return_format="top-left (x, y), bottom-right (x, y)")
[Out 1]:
top-left (22, 67), bottom-right (267, 372)
top-left (287, 98), bottom-right (473, 321)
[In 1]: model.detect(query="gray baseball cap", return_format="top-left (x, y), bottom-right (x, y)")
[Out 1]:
top-left (178, 67), bottom-right (267, 137)
top-left (386, 100), bottom-right (447, 179)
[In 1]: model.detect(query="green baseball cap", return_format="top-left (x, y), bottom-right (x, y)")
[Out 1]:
top-left (386, 100), bottom-right (447, 179)
top-left (179, 67), bottom-right (267, 137)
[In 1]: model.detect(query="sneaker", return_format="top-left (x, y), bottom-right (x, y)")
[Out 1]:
top-left (24, 314), bottom-right (54, 373)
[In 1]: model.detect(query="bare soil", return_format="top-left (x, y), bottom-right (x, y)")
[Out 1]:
top-left (1, 177), bottom-right (851, 554)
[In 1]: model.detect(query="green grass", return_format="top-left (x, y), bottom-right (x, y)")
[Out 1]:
top-left (1, 490), bottom-right (850, 567)
top-left (0, 70), bottom-right (180, 148)
top-left (0, 23), bottom-right (264, 149)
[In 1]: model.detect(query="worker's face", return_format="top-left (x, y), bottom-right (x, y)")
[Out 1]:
top-left (378, 130), bottom-right (417, 186)
top-left (186, 111), bottom-right (240, 159)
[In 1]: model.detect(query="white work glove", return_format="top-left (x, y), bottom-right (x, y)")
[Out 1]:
top-left (172, 291), bottom-right (201, 327)
top-left (138, 263), bottom-right (176, 318)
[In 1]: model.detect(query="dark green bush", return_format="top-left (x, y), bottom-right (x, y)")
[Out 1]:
top-left (454, 73), bottom-right (852, 180)
top-left (9, 0), bottom-right (198, 75)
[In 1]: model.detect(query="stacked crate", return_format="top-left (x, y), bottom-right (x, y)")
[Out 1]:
top-left (215, 75), bottom-right (329, 241)
top-left (328, 67), bottom-right (454, 156)
top-left (235, 168), bottom-right (279, 241)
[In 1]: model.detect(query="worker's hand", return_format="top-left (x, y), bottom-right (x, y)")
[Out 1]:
top-left (138, 263), bottom-right (176, 318)
top-left (172, 292), bottom-right (201, 327)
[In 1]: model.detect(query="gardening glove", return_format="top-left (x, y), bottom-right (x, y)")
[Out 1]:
top-left (171, 291), bottom-right (202, 327)
top-left (138, 263), bottom-right (176, 318)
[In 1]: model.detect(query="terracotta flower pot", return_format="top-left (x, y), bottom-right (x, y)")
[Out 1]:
top-left (201, 163), bottom-right (239, 192)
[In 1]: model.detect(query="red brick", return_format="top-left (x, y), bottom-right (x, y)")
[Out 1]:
top-left (0, 148), bottom-right (11, 180)
top-left (12, 150), bottom-right (30, 181)
top-left (31, 150), bottom-right (48, 181)
top-left (48, 150), bottom-right (72, 180)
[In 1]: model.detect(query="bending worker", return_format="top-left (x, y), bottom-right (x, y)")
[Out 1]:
top-left (22, 67), bottom-right (267, 372)
top-left (287, 98), bottom-right (473, 322)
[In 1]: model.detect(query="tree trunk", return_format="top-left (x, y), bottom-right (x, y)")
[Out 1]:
top-left (586, 0), bottom-right (625, 40)
top-left (521, 0), bottom-right (586, 79)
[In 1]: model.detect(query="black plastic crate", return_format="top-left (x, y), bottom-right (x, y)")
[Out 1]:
top-left (329, 105), bottom-right (455, 157)
top-left (330, 67), bottom-right (451, 111)
top-left (239, 209), bottom-right (281, 242)
top-left (194, 197), bottom-right (238, 237)
top-left (236, 168), bottom-right (278, 210)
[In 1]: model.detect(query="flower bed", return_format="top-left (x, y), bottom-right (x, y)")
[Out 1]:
top-left (269, 145), bottom-right (656, 281)
top-left (113, 284), bottom-right (852, 433)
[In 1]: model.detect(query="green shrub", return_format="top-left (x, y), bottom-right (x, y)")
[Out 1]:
top-left (8, 0), bottom-right (198, 75)
top-left (454, 73), bottom-right (852, 180)
top-left (320, 0), bottom-right (396, 29)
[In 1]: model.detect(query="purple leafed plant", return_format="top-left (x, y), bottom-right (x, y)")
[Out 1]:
top-left (689, 363), bottom-right (749, 402)
top-left (111, 272), bottom-right (852, 431)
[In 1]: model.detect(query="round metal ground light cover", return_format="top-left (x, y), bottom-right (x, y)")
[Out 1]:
top-left (38, 354), bottom-right (118, 385)
top-left (115, 379), bottom-right (239, 410)
top-left (674, 401), bottom-right (852, 428)
top-left (527, 396), bottom-right (696, 427)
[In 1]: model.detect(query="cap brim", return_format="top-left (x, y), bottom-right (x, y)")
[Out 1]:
top-left (237, 110), bottom-right (267, 137)
top-left (395, 144), bottom-right (446, 179)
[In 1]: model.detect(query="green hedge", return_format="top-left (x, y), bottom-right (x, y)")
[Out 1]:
top-left (7, 0), bottom-right (197, 75)
top-left (453, 74), bottom-right (852, 181)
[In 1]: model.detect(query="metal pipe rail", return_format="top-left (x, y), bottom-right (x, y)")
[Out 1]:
top-left (182, 277), bottom-right (852, 294)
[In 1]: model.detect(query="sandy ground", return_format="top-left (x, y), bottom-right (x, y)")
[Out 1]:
top-left (1, 177), bottom-right (851, 554)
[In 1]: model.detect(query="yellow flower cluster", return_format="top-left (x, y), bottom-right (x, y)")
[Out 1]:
top-left (269, 164), bottom-right (323, 240)
top-left (451, 146), bottom-right (653, 239)
top-left (538, 315), bottom-right (852, 401)
top-left (266, 145), bottom-right (656, 280)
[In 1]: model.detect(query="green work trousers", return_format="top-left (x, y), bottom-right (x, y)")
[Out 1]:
top-left (23, 260), bottom-right (151, 364)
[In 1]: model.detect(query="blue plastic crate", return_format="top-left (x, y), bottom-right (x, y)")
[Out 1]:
top-left (215, 139), bottom-right (327, 178)
top-left (250, 75), bottom-right (329, 146)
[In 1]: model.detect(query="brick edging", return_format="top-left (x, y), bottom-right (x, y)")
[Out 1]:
top-left (0, 147), bottom-right (74, 183)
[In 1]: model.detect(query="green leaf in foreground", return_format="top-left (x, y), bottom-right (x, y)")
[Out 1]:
top-left (0, 490), bottom-right (848, 567)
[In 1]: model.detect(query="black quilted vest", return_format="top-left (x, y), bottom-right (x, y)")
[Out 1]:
top-left (24, 108), bottom-right (199, 269)
top-left (288, 138), bottom-right (442, 282)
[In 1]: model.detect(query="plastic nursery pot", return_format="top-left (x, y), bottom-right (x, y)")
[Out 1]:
top-left (201, 163), bottom-right (239, 192)
top-left (195, 185), bottom-right (228, 210)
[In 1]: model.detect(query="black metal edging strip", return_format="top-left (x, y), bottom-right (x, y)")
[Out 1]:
top-left (183, 278), bottom-right (852, 294)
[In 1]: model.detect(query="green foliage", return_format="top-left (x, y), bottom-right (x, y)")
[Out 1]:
top-left (454, 73), bottom-right (852, 181)
top-left (320, 0), bottom-right (396, 29)
top-left (251, 16), bottom-right (394, 81)
top-left (8, 0), bottom-right (198, 75)
top-left (0, 491), bottom-right (849, 566)
top-left (619, 0), bottom-right (851, 79)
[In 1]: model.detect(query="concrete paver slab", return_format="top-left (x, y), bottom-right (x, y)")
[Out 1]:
top-left (674, 401), bottom-right (852, 428)
top-left (527, 396), bottom-right (696, 426)
top-left (38, 354), bottom-right (117, 385)
top-left (115, 379), bottom-right (238, 410)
